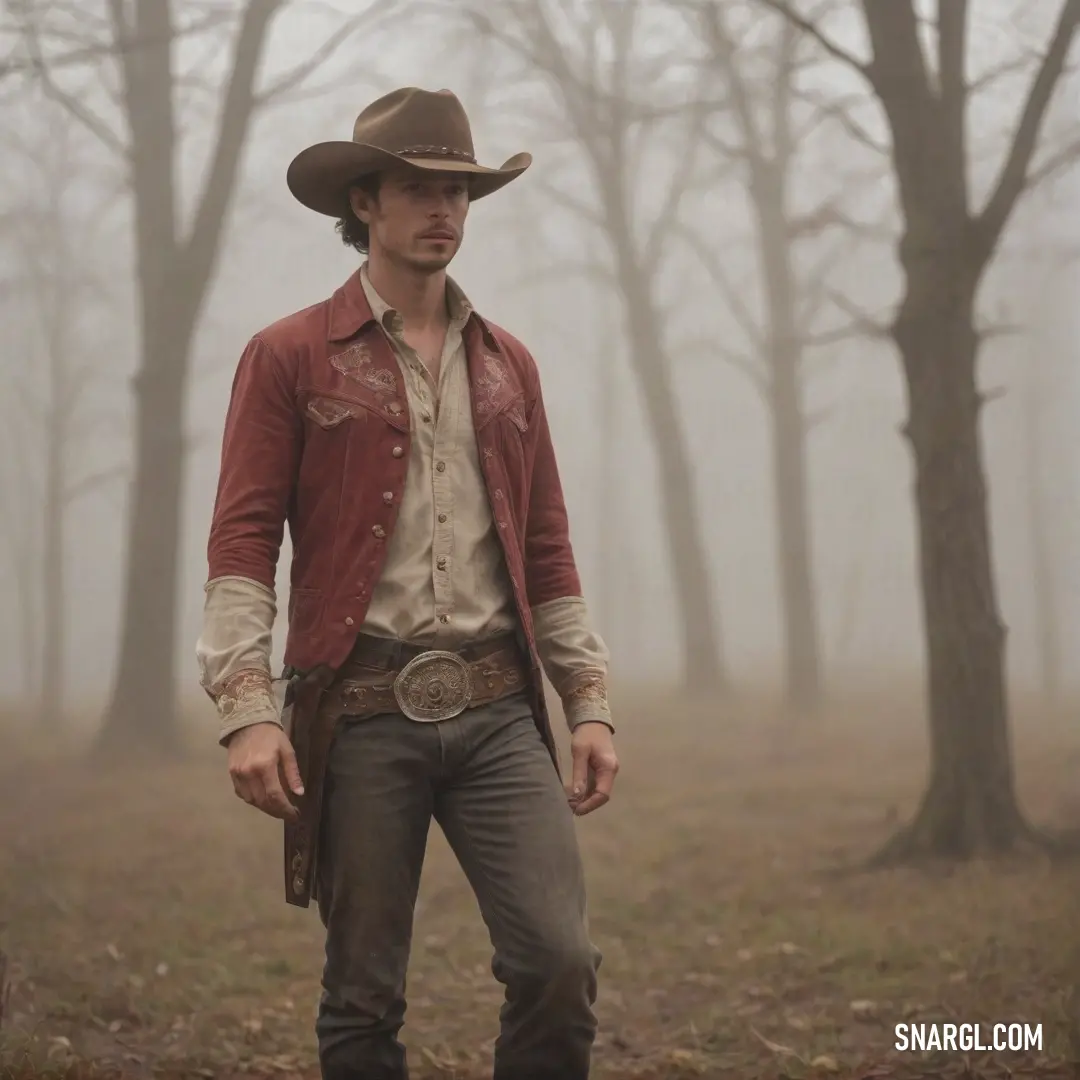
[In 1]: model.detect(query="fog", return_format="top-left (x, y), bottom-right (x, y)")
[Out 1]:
top-left (3, 4), bottom-right (1080, 1076)
top-left (1, 0), bottom-right (1077, 718)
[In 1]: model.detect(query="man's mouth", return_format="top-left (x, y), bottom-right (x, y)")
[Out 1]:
top-left (421, 231), bottom-right (455, 241)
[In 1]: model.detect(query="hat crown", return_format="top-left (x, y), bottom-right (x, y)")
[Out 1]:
top-left (351, 87), bottom-right (476, 163)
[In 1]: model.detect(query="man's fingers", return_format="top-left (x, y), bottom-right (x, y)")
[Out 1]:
top-left (260, 765), bottom-right (299, 820)
top-left (572, 790), bottom-right (610, 816)
top-left (232, 774), bottom-right (257, 807)
top-left (568, 743), bottom-right (591, 801)
top-left (280, 743), bottom-right (305, 797)
top-left (572, 756), bottom-right (618, 816)
top-left (230, 754), bottom-right (299, 820)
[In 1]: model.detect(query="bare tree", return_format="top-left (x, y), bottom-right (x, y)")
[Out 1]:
top-left (1, 107), bottom-right (127, 728)
top-left (756, 0), bottom-right (1080, 858)
top-left (6, 0), bottom-right (393, 753)
top-left (1014, 237), bottom-right (1079, 707)
top-left (464, 0), bottom-right (730, 693)
top-left (670, 1), bottom-right (892, 714)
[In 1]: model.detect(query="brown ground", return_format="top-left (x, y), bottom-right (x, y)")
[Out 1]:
top-left (2, 683), bottom-right (1079, 1080)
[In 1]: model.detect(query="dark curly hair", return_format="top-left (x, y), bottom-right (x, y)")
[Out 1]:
top-left (334, 174), bottom-right (382, 254)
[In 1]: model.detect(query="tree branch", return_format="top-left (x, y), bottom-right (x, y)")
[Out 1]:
top-left (975, 0), bottom-right (1080, 258)
top-left (671, 220), bottom-right (764, 351)
top-left (503, 258), bottom-right (618, 294)
top-left (821, 287), bottom-right (891, 341)
top-left (791, 87), bottom-right (891, 157)
top-left (674, 334), bottom-right (770, 401)
top-left (533, 176), bottom-right (606, 230)
top-left (751, 0), bottom-right (872, 80)
top-left (65, 464), bottom-right (128, 503)
top-left (179, 0), bottom-right (286, 303)
top-left (253, 3), bottom-right (386, 106)
top-left (23, 25), bottom-right (127, 157)
top-left (1023, 131), bottom-right (1080, 192)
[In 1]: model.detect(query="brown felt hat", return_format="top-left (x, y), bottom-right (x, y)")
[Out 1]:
top-left (286, 86), bottom-right (531, 217)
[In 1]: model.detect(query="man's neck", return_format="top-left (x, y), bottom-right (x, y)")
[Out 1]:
top-left (365, 252), bottom-right (448, 331)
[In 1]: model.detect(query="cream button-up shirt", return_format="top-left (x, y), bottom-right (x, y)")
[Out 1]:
top-left (197, 265), bottom-right (611, 743)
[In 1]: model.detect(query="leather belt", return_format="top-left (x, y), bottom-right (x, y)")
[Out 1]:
top-left (324, 632), bottom-right (530, 722)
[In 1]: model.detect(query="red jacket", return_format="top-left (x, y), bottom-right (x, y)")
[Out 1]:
top-left (206, 268), bottom-right (583, 749)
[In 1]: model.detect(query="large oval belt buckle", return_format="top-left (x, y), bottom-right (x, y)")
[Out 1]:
top-left (393, 650), bottom-right (473, 722)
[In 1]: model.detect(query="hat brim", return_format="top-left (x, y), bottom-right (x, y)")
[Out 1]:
top-left (286, 141), bottom-right (531, 217)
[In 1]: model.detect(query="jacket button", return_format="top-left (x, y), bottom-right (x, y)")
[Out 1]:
top-left (292, 874), bottom-right (305, 893)
top-left (435, 460), bottom-right (446, 472)
top-left (372, 525), bottom-right (386, 538)
top-left (438, 513), bottom-right (447, 523)
top-left (392, 446), bottom-right (404, 458)
top-left (382, 491), bottom-right (393, 504)
top-left (436, 556), bottom-right (447, 570)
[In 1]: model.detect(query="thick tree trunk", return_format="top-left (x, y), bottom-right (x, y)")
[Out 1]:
top-left (96, 330), bottom-right (189, 754)
top-left (877, 258), bottom-right (1030, 860)
top-left (94, 0), bottom-right (278, 755)
top-left (617, 254), bottom-right (727, 693)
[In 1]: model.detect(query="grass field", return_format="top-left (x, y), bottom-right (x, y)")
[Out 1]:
top-left (2, 683), bottom-right (1079, 1080)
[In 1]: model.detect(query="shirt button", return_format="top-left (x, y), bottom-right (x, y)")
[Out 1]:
top-left (345, 617), bottom-right (354, 626)
top-left (392, 446), bottom-right (404, 458)
top-left (438, 513), bottom-right (447, 523)
top-left (422, 412), bottom-right (432, 423)
top-left (372, 525), bottom-right (386, 538)
top-left (439, 614), bottom-right (450, 624)
top-left (382, 491), bottom-right (393, 504)
top-left (436, 556), bottom-right (447, 570)
top-left (435, 460), bottom-right (446, 473)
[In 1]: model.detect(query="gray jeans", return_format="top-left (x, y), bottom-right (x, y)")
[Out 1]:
top-left (314, 689), bottom-right (601, 1080)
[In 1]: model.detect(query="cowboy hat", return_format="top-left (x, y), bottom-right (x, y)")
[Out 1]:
top-left (286, 87), bottom-right (531, 218)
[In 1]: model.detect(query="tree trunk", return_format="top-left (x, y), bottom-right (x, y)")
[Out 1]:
top-left (94, 0), bottom-right (279, 755)
top-left (878, 258), bottom-right (1030, 859)
top-left (37, 263), bottom-right (67, 730)
top-left (1021, 357), bottom-right (1061, 705)
top-left (768, 353), bottom-right (822, 712)
top-left (596, 298), bottom-right (620, 640)
top-left (96, 327), bottom-right (189, 754)
top-left (38, 391), bottom-right (65, 729)
top-left (616, 251), bottom-right (727, 693)
top-left (756, 170), bottom-right (823, 713)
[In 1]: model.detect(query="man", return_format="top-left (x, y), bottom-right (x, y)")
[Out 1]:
top-left (195, 87), bottom-right (619, 1080)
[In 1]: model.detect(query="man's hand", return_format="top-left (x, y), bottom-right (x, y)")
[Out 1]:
top-left (567, 722), bottom-right (619, 816)
top-left (226, 722), bottom-right (304, 820)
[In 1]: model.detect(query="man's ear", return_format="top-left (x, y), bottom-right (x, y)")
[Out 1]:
top-left (349, 185), bottom-right (373, 224)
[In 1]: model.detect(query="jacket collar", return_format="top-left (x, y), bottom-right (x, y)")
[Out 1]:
top-left (327, 264), bottom-right (501, 352)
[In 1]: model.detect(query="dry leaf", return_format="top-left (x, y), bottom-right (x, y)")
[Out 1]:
top-left (736, 948), bottom-right (754, 961)
top-left (850, 998), bottom-right (878, 1019)
top-left (811, 1053), bottom-right (840, 1072)
top-left (106, 944), bottom-right (121, 961)
top-left (750, 1026), bottom-right (799, 1057)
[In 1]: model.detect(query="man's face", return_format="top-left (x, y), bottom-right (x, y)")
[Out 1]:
top-left (351, 167), bottom-right (470, 272)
